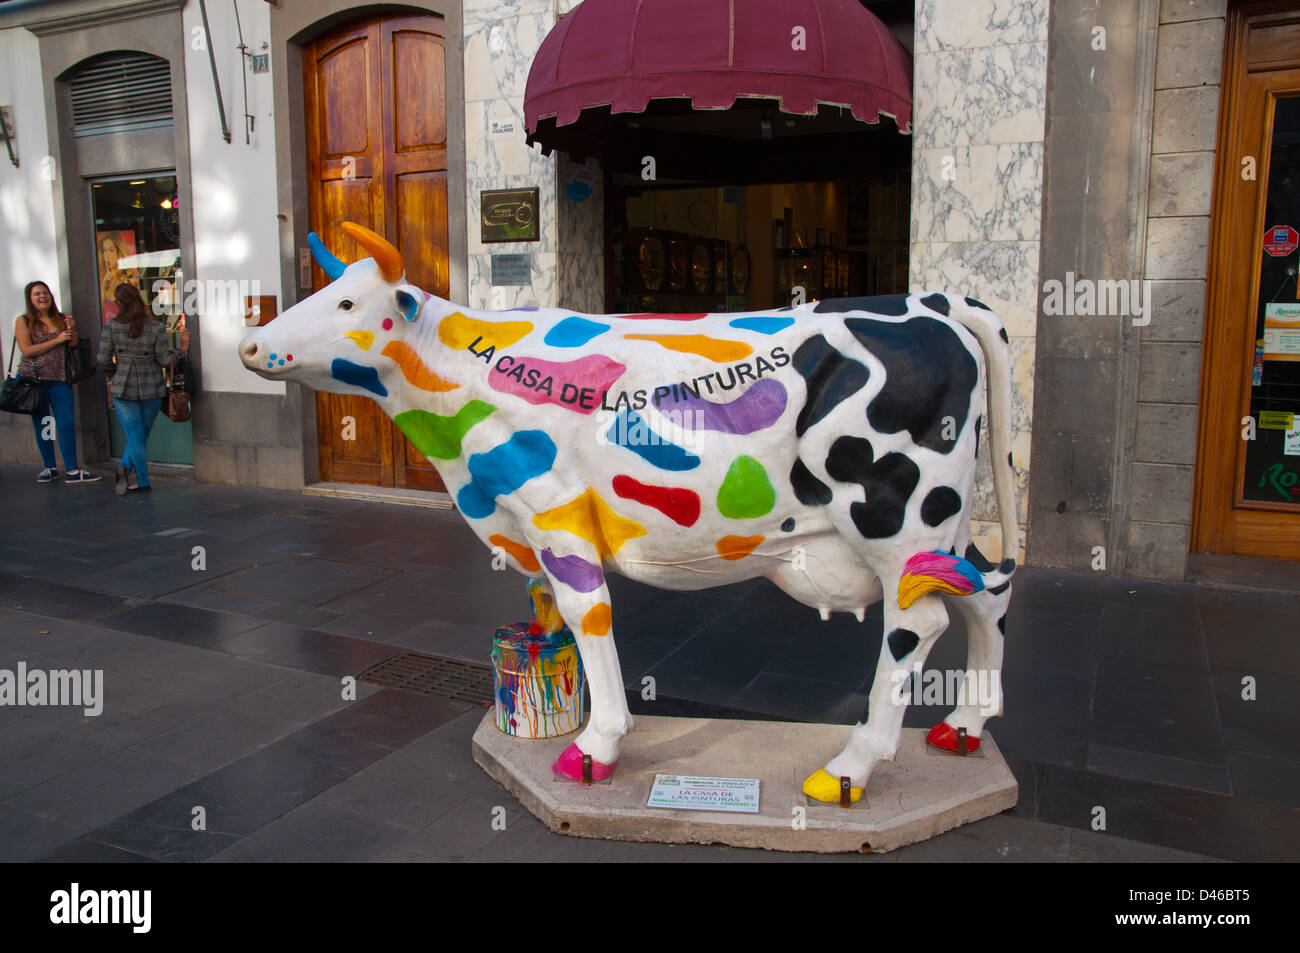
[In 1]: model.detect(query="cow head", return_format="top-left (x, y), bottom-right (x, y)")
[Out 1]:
top-left (239, 222), bottom-right (439, 407)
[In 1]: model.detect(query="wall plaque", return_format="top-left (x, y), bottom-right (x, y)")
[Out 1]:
top-left (491, 253), bottom-right (531, 286)
top-left (481, 187), bottom-right (539, 243)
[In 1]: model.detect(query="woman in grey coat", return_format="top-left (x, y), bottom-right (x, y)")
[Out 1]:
top-left (96, 283), bottom-right (174, 494)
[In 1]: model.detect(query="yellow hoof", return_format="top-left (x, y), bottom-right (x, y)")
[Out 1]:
top-left (802, 768), bottom-right (863, 804)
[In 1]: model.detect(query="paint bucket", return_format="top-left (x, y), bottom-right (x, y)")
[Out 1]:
top-left (491, 622), bottom-right (585, 739)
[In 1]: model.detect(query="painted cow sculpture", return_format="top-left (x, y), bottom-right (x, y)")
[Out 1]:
top-left (240, 222), bottom-right (1020, 802)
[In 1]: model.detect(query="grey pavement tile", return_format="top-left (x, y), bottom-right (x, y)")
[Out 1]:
top-left (93, 602), bottom-right (267, 647)
top-left (0, 576), bottom-right (130, 620)
top-left (384, 619), bottom-right (495, 658)
top-left (36, 836), bottom-right (160, 863)
top-left (206, 804), bottom-right (411, 862)
top-left (208, 557), bottom-right (397, 605)
top-left (159, 585), bottom-right (286, 618)
top-left (254, 603), bottom-right (344, 629)
top-left (0, 803), bottom-right (82, 861)
top-left (731, 672), bottom-right (867, 724)
top-left (308, 745), bottom-right (482, 831)
top-left (1201, 603), bottom-right (1300, 677)
top-left (83, 818), bottom-right (240, 863)
top-left (1098, 602), bottom-right (1208, 670)
top-left (894, 814), bottom-right (1072, 862)
top-left (1225, 750), bottom-right (1300, 809)
top-left (1066, 828), bottom-right (1228, 863)
top-left (0, 613), bottom-right (110, 657)
top-left (1211, 667), bottom-right (1300, 761)
top-left (0, 728), bottom-right (117, 800)
top-left (1086, 742), bottom-right (1231, 795)
top-left (1090, 656), bottom-right (1226, 765)
top-left (1009, 569), bottom-right (1114, 616)
top-left (161, 656), bottom-right (301, 706)
top-left (1001, 608), bottom-right (1102, 681)
top-left (421, 793), bottom-right (512, 850)
top-left (376, 830), bottom-right (475, 862)
top-left (966, 667), bottom-right (1093, 769)
top-left (60, 553), bottom-right (216, 600)
top-left (221, 669), bottom-right (361, 727)
top-left (209, 622), bottom-right (402, 678)
top-left (129, 707), bottom-right (297, 771)
top-left (312, 689), bottom-right (471, 749)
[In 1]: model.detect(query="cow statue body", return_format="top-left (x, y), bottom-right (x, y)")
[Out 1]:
top-left (240, 223), bottom-right (1020, 802)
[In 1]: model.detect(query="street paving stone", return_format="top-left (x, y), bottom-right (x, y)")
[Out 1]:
top-left (0, 464), bottom-right (1296, 863)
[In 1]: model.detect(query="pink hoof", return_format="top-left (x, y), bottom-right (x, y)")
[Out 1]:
top-left (552, 743), bottom-right (617, 781)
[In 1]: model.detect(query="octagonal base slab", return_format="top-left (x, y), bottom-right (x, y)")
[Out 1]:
top-left (472, 712), bottom-right (1018, 853)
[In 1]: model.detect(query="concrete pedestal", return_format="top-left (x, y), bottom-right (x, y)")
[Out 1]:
top-left (472, 713), bottom-right (1018, 853)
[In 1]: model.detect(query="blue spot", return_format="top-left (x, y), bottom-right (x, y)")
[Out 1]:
top-left (456, 430), bottom-right (557, 519)
top-left (266, 362), bottom-right (274, 369)
top-left (544, 316), bottom-right (610, 348)
top-left (331, 358), bottom-right (388, 397)
top-left (606, 410), bottom-right (700, 471)
top-left (269, 353), bottom-right (277, 360)
top-left (729, 316), bottom-right (794, 335)
top-left (277, 359), bottom-right (285, 366)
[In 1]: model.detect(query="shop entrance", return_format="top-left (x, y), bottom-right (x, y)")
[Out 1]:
top-left (1195, 6), bottom-right (1300, 560)
top-left (303, 12), bottom-right (450, 491)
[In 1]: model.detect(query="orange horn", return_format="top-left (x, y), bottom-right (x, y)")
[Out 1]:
top-left (340, 221), bottom-right (404, 283)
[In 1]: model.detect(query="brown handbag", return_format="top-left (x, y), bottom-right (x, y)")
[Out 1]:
top-left (164, 358), bottom-right (191, 422)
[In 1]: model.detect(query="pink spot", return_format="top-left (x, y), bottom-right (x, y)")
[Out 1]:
top-left (553, 743), bottom-right (617, 781)
top-left (382, 318), bottom-right (393, 331)
top-left (489, 353), bottom-right (625, 415)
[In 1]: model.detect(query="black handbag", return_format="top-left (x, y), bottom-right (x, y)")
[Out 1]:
top-left (64, 337), bottom-right (95, 383)
top-left (1, 338), bottom-right (42, 414)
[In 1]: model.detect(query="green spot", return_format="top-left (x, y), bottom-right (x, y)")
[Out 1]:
top-left (717, 455), bottom-right (775, 519)
top-left (394, 400), bottom-right (496, 460)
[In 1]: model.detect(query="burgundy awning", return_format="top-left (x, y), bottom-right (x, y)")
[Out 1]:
top-left (525, 0), bottom-right (912, 157)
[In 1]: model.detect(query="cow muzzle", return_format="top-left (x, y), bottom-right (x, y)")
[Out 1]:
top-left (239, 334), bottom-right (296, 374)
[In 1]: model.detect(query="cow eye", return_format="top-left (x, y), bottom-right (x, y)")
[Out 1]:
top-left (339, 299), bottom-right (354, 311)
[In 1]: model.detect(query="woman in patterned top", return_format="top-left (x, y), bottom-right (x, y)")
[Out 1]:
top-left (97, 283), bottom-right (175, 494)
top-left (13, 281), bottom-right (102, 484)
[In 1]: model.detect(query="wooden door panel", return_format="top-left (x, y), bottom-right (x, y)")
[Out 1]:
top-left (390, 28), bottom-right (446, 150)
top-left (397, 171), bottom-right (450, 296)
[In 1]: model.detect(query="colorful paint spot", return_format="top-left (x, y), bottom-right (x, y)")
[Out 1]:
top-left (544, 316), bottom-right (610, 348)
top-left (532, 488), bottom-right (646, 559)
top-left (670, 377), bottom-right (787, 435)
top-left (624, 333), bottom-right (753, 363)
top-left (898, 551), bottom-right (985, 610)
top-left (540, 549), bottom-right (603, 593)
top-left (605, 410), bottom-right (700, 471)
top-left (729, 316), bottom-right (795, 335)
top-left (716, 534), bottom-right (765, 560)
top-left (394, 400), bottom-right (495, 460)
top-left (489, 353), bottom-right (625, 414)
top-left (527, 578), bottom-right (565, 633)
top-left (456, 430), bottom-right (557, 519)
top-left (438, 312), bottom-right (533, 351)
top-left (488, 534), bottom-right (541, 572)
top-left (610, 474), bottom-right (700, 527)
top-left (330, 358), bottom-right (387, 397)
top-left (382, 340), bottom-right (459, 392)
top-left (717, 455), bottom-right (776, 519)
top-left (345, 330), bottom-right (375, 350)
top-left (582, 602), bottom-right (612, 636)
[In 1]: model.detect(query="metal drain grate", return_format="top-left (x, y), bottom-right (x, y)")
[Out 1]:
top-left (360, 652), bottom-right (496, 705)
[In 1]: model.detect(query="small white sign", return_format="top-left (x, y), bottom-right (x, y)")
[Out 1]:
top-left (646, 774), bottom-right (760, 814)
top-left (1285, 428), bottom-right (1300, 456)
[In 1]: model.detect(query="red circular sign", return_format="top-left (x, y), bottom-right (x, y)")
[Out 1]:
top-left (1263, 224), bottom-right (1298, 256)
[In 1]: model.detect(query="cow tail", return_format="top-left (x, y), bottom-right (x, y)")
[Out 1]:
top-left (948, 296), bottom-right (1019, 581)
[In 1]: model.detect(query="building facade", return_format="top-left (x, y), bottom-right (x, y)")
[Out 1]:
top-left (1, 0), bottom-right (1296, 582)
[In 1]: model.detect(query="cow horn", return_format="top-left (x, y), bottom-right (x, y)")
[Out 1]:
top-left (340, 221), bottom-right (404, 283)
top-left (307, 232), bottom-right (346, 281)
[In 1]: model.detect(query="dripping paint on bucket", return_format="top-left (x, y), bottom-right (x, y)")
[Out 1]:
top-left (491, 622), bottom-right (586, 738)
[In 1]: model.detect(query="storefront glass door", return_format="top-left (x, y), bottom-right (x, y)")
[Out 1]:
top-left (89, 174), bottom-right (193, 465)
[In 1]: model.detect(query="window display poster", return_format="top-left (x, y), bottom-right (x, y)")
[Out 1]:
top-left (1263, 303), bottom-right (1300, 359)
top-left (97, 229), bottom-right (138, 324)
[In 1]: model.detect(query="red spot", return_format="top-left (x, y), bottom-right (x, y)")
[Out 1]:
top-left (528, 621), bottom-right (541, 636)
top-left (611, 474), bottom-right (700, 527)
top-left (527, 641), bottom-right (541, 661)
top-left (617, 312), bottom-right (707, 321)
top-left (383, 318), bottom-right (393, 330)
top-left (286, 354), bottom-right (293, 361)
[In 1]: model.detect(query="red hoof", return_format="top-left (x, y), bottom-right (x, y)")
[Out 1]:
top-left (927, 722), bottom-right (980, 753)
top-left (552, 743), bottom-right (617, 781)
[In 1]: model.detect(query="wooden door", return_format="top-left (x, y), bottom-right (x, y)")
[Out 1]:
top-left (1194, 3), bottom-right (1300, 559)
top-left (304, 13), bottom-right (449, 491)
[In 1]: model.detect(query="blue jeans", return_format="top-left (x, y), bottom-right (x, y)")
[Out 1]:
top-left (30, 381), bottom-right (79, 471)
top-left (114, 397), bottom-right (162, 487)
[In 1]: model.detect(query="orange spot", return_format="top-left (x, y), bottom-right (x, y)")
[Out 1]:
top-left (488, 534), bottom-right (540, 572)
top-left (382, 340), bottom-right (459, 392)
top-left (582, 602), bottom-right (612, 637)
top-left (716, 535), bottom-right (765, 561)
top-left (624, 333), bottom-right (753, 363)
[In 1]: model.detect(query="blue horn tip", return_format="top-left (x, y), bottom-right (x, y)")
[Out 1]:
top-left (308, 231), bottom-right (346, 281)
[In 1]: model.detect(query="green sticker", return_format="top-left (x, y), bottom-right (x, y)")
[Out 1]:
top-left (1259, 411), bottom-right (1295, 430)
top-left (394, 400), bottom-right (496, 459)
top-left (717, 455), bottom-right (776, 519)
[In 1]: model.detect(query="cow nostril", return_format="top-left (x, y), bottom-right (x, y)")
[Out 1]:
top-left (240, 339), bottom-right (260, 362)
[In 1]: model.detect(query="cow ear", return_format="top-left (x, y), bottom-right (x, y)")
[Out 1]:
top-left (395, 287), bottom-right (421, 322)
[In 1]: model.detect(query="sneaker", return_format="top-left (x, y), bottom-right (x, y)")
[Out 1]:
top-left (65, 469), bottom-right (103, 484)
top-left (37, 468), bottom-right (57, 483)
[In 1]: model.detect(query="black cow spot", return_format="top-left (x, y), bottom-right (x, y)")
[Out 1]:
top-left (921, 486), bottom-right (962, 527)
top-left (988, 581), bottom-right (1010, 596)
top-left (999, 327), bottom-right (1009, 343)
top-left (791, 334), bottom-right (871, 436)
top-left (964, 542), bottom-right (994, 573)
top-left (780, 517), bottom-right (796, 532)
top-left (845, 316), bottom-right (979, 454)
top-left (973, 414), bottom-right (982, 458)
top-left (888, 627), bottom-right (919, 661)
top-left (790, 458), bottom-right (833, 506)
top-left (999, 558), bottom-right (1016, 574)
top-left (1008, 452), bottom-right (1014, 467)
top-left (997, 614), bottom-right (1007, 634)
top-left (919, 293), bottom-right (950, 316)
top-left (825, 436), bottom-right (919, 539)
top-left (965, 297), bottom-right (992, 311)
top-left (813, 294), bottom-right (910, 316)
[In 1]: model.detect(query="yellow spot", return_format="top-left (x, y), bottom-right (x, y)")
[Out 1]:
top-left (527, 580), bottom-right (565, 634)
top-left (489, 534), bottom-right (540, 573)
top-left (382, 340), bottom-right (459, 392)
top-left (624, 333), bottom-right (752, 363)
top-left (897, 574), bottom-right (968, 610)
top-left (345, 330), bottom-right (374, 350)
top-left (802, 768), bottom-right (862, 804)
top-left (716, 534), bottom-right (764, 561)
top-left (582, 602), bottom-right (612, 637)
top-left (438, 311), bottom-right (533, 351)
top-left (532, 488), bottom-right (646, 559)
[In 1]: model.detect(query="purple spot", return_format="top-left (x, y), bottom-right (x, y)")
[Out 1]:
top-left (540, 549), bottom-right (603, 593)
top-left (670, 378), bottom-right (787, 434)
